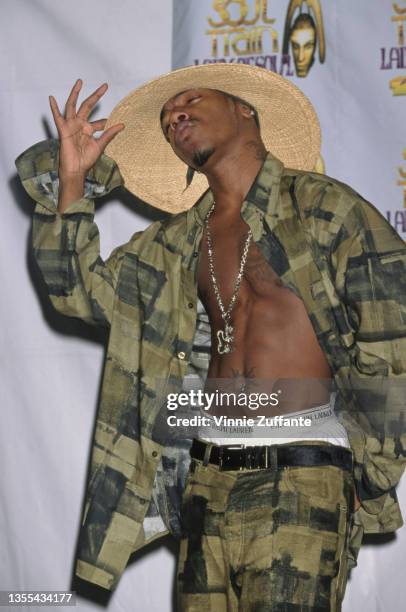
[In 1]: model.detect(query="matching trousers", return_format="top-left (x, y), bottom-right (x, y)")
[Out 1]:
top-left (177, 441), bottom-right (358, 611)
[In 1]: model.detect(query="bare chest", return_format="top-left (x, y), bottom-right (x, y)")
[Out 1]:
top-left (197, 222), bottom-right (300, 309)
top-left (196, 218), bottom-right (332, 379)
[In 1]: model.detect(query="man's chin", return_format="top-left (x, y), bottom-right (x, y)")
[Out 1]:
top-left (191, 147), bottom-right (215, 169)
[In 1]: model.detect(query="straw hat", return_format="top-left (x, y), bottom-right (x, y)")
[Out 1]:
top-left (105, 63), bottom-right (321, 213)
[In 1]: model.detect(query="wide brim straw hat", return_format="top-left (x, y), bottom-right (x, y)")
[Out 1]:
top-left (105, 63), bottom-right (321, 214)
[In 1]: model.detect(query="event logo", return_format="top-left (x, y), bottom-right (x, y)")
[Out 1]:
top-left (195, 0), bottom-right (326, 78)
top-left (204, 0), bottom-right (284, 71)
top-left (386, 149), bottom-right (406, 234)
top-left (282, 0), bottom-right (325, 77)
top-left (381, 1), bottom-right (406, 95)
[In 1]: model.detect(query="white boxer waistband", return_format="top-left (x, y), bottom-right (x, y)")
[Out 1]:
top-left (197, 391), bottom-right (351, 449)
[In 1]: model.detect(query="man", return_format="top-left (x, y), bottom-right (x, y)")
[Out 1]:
top-left (16, 64), bottom-right (406, 611)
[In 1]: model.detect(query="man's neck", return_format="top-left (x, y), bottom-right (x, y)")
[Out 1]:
top-left (202, 139), bottom-right (267, 218)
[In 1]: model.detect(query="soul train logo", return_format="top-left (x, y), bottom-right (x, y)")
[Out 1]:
top-left (387, 149), bottom-right (406, 234)
top-left (381, 1), bottom-right (406, 95)
top-left (195, 0), bottom-right (326, 78)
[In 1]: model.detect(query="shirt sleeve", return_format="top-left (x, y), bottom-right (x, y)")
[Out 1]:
top-left (15, 139), bottom-right (139, 327)
top-left (333, 196), bottom-right (406, 500)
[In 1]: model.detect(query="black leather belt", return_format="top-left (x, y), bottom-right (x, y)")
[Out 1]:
top-left (190, 438), bottom-right (353, 472)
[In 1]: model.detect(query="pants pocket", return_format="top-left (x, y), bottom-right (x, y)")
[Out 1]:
top-left (285, 464), bottom-right (349, 507)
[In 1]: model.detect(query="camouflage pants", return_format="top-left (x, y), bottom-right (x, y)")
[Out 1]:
top-left (177, 442), bottom-right (358, 611)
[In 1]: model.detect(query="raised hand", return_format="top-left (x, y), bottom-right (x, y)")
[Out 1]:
top-left (49, 79), bottom-right (124, 180)
top-left (49, 79), bottom-right (124, 212)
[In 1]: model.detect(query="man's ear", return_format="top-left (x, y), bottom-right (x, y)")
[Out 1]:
top-left (238, 102), bottom-right (255, 120)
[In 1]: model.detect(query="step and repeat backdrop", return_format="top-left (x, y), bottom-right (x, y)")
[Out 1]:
top-left (173, 0), bottom-right (406, 238)
top-left (2, 2), bottom-right (405, 612)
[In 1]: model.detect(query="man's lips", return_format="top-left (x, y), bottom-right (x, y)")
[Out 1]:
top-left (174, 120), bottom-right (194, 143)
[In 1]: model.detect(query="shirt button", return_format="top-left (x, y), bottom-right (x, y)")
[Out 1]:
top-left (178, 351), bottom-right (186, 360)
top-left (188, 302), bottom-right (194, 309)
top-left (152, 451), bottom-right (158, 458)
top-left (193, 251), bottom-right (199, 257)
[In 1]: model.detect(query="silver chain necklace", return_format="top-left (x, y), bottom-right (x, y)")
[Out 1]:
top-left (204, 202), bottom-right (252, 355)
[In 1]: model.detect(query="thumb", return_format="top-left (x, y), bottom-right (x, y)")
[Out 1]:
top-left (98, 123), bottom-right (125, 152)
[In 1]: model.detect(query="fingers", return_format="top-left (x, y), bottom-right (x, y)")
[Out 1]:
top-left (65, 78), bottom-right (83, 119)
top-left (50, 80), bottom-right (109, 125)
top-left (49, 95), bottom-right (64, 131)
top-left (77, 82), bottom-right (108, 121)
top-left (97, 123), bottom-right (125, 152)
top-left (89, 118), bottom-right (108, 132)
top-left (48, 82), bottom-right (122, 149)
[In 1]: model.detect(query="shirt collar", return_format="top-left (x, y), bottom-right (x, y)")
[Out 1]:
top-left (186, 151), bottom-right (284, 233)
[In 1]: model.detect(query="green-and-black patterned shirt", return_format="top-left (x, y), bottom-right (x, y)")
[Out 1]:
top-left (16, 140), bottom-right (406, 591)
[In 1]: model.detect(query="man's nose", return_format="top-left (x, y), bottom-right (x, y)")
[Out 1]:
top-left (169, 110), bottom-right (190, 132)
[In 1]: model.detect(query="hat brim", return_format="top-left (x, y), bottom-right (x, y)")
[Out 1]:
top-left (105, 63), bottom-right (321, 213)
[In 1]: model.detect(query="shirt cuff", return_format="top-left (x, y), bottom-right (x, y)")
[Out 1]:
top-left (15, 138), bottom-right (124, 214)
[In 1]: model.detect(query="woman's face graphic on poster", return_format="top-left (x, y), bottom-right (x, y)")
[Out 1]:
top-left (290, 14), bottom-right (317, 77)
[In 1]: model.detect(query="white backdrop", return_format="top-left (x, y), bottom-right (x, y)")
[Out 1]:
top-left (2, 1), bottom-right (406, 611)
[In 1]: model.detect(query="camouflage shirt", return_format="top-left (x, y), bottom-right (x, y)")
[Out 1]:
top-left (16, 140), bottom-right (406, 591)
